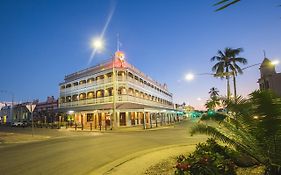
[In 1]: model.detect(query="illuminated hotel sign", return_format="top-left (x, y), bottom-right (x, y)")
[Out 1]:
top-left (115, 51), bottom-right (125, 67)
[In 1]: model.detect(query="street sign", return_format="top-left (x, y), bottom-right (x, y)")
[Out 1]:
top-left (26, 104), bottom-right (36, 112)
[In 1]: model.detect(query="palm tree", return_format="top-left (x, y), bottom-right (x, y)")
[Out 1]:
top-left (209, 87), bottom-right (219, 99)
top-left (213, 1), bottom-right (280, 12)
top-left (214, 0), bottom-right (241, 11)
top-left (191, 90), bottom-right (281, 174)
top-left (211, 48), bottom-right (247, 101)
top-left (229, 48), bottom-right (247, 102)
top-left (211, 48), bottom-right (233, 100)
top-left (205, 98), bottom-right (220, 110)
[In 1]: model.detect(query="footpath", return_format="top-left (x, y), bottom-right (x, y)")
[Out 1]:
top-left (91, 144), bottom-right (196, 175)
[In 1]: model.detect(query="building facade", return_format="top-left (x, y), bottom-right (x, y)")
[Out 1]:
top-left (33, 96), bottom-right (59, 124)
top-left (0, 102), bottom-right (15, 124)
top-left (258, 58), bottom-right (281, 96)
top-left (59, 51), bottom-right (176, 129)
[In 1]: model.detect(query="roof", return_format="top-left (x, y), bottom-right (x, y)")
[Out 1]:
top-left (260, 58), bottom-right (272, 67)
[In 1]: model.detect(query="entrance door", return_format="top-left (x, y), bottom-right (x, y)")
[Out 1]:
top-left (119, 112), bottom-right (126, 126)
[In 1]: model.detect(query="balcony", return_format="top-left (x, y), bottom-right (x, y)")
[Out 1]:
top-left (59, 95), bottom-right (172, 109)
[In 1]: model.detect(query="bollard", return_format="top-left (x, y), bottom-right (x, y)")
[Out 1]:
top-left (90, 123), bottom-right (92, 131)
top-left (75, 123), bottom-right (77, 131)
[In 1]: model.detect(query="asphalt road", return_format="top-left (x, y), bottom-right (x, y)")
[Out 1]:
top-left (0, 120), bottom-right (206, 175)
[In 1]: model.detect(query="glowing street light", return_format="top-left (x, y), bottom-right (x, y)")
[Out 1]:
top-left (271, 60), bottom-right (280, 65)
top-left (91, 38), bottom-right (104, 51)
top-left (185, 73), bottom-right (194, 81)
top-left (68, 110), bottom-right (74, 115)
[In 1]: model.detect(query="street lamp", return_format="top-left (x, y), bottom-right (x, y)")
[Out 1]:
top-left (185, 72), bottom-right (216, 81)
top-left (241, 60), bottom-right (279, 71)
top-left (271, 60), bottom-right (280, 66)
top-left (185, 73), bottom-right (194, 81)
top-left (91, 38), bottom-right (104, 51)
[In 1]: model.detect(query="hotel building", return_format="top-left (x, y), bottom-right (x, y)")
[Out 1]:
top-left (59, 51), bottom-right (177, 129)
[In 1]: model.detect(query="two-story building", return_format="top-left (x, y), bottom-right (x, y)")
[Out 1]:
top-left (59, 51), bottom-right (176, 129)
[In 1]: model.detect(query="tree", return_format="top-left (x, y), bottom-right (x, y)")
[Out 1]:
top-left (211, 48), bottom-right (247, 101)
top-left (191, 90), bottom-right (281, 174)
top-left (214, 0), bottom-right (241, 11)
top-left (211, 48), bottom-right (234, 100)
top-left (213, 0), bottom-right (280, 11)
top-left (229, 48), bottom-right (247, 103)
top-left (209, 87), bottom-right (220, 99)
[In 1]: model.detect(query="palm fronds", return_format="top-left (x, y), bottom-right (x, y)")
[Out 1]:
top-left (191, 90), bottom-right (281, 170)
top-left (214, 0), bottom-right (241, 11)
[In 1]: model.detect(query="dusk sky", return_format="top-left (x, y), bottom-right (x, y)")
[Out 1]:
top-left (0, 0), bottom-right (280, 109)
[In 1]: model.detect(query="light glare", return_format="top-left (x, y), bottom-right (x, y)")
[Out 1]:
top-left (271, 60), bottom-right (279, 65)
top-left (68, 110), bottom-right (74, 114)
top-left (185, 73), bottom-right (194, 81)
top-left (91, 38), bottom-right (104, 50)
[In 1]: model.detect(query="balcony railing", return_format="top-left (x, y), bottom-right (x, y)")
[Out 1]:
top-left (59, 95), bottom-right (172, 109)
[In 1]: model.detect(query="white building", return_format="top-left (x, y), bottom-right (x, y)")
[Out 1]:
top-left (59, 51), bottom-right (178, 129)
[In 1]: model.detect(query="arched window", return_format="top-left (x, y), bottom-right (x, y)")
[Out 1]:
top-left (118, 87), bottom-right (127, 95)
top-left (66, 96), bottom-right (71, 102)
top-left (106, 88), bottom-right (113, 96)
top-left (73, 82), bottom-right (78, 86)
top-left (60, 97), bottom-right (65, 103)
top-left (72, 94), bottom-right (78, 101)
top-left (79, 80), bottom-right (86, 85)
top-left (128, 88), bottom-right (134, 96)
top-left (66, 84), bottom-right (72, 88)
top-left (87, 91), bottom-right (95, 99)
top-left (128, 72), bottom-right (134, 79)
top-left (96, 90), bottom-right (104, 98)
top-left (79, 93), bottom-right (86, 100)
top-left (87, 78), bottom-right (95, 84)
top-left (118, 71), bottom-right (125, 77)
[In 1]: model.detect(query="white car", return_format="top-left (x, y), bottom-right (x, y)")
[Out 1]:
top-left (11, 122), bottom-right (24, 127)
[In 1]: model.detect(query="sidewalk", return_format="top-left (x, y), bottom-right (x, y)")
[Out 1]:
top-left (63, 124), bottom-right (177, 133)
top-left (91, 144), bottom-right (196, 175)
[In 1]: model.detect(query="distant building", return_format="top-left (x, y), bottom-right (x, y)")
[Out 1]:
top-left (0, 102), bottom-right (16, 124)
top-left (12, 102), bottom-right (32, 123)
top-left (0, 105), bottom-right (11, 124)
top-left (258, 58), bottom-right (281, 96)
top-left (33, 96), bottom-right (59, 124)
top-left (59, 50), bottom-right (176, 129)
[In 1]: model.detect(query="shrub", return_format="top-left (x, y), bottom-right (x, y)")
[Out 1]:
top-left (175, 139), bottom-right (236, 175)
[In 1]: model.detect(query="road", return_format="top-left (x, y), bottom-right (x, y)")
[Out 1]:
top-left (0, 120), bottom-right (206, 175)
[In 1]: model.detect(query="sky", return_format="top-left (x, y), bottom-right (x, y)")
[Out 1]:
top-left (0, 0), bottom-right (280, 109)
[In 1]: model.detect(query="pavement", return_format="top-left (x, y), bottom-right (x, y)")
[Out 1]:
top-left (0, 119), bottom-right (207, 175)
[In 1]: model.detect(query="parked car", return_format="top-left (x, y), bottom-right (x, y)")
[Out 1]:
top-left (11, 122), bottom-right (24, 127)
